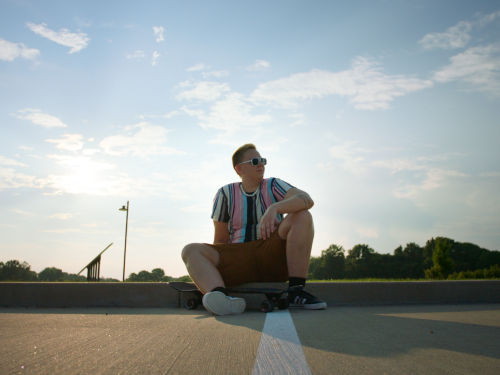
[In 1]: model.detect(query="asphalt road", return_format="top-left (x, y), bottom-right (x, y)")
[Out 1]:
top-left (1, 304), bottom-right (499, 374)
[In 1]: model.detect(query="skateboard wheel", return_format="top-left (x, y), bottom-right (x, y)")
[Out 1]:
top-left (277, 298), bottom-right (289, 310)
top-left (185, 298), bottom-right (200, 310)
top-left (261, 300), bottom-right (275, 313)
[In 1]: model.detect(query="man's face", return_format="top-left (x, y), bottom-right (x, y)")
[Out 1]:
top-left (238, 149), bottom-right (265, 180)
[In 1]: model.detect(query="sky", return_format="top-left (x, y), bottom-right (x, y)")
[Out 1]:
top-left (1, 0), bottom-right (499, 279)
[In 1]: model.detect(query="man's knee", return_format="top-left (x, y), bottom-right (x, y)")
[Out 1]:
top-left (181, 243), bottom-right (201, 263)
top-left (289, 210), bottom-right (313, 227)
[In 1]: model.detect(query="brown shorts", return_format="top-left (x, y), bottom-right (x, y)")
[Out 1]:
top-left (204, 225), bottom-right (288, 287)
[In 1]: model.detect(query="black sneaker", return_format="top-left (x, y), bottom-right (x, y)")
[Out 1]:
top-left (288, 287), bottom-right (327, 310)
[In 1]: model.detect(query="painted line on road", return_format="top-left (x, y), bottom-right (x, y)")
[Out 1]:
top-left (252, 309), bottom-right (312, 375)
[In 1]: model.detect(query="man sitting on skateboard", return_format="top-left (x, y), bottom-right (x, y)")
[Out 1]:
top-left (181, 143), bottom-right (326, 315)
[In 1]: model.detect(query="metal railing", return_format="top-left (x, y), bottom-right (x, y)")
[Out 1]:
top-left (77, 243), bottom-right (113, 282)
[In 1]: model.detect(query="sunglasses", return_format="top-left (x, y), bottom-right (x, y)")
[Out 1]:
top-left (239, 157), bottom-right (267, 166)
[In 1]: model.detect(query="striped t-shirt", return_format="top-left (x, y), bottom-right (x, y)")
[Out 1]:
top-left (211, 178), bottom-right (294, 243)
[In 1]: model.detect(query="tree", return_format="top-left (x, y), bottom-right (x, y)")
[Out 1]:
top-left (311, 244), bottom-right (345, 280)
top-left (346, 244), bottom-right (375, 278)
top-left (151, 268), bottom-right (165, 282)
top-left (425, 237), bottom-right (455, 279)
top-left (0, 260), bottom-right (37, 281)
top-left (38, 267), bottom-right (64, 281)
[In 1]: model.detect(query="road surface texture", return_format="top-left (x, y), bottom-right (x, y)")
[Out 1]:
top-left (1, 304), bottom-right (499, 374)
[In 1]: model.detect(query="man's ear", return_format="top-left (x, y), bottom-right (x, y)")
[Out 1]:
top-left (234, 165), bottom-right (242, 176)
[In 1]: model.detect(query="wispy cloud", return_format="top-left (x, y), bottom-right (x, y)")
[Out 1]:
top-left (46, 134), bottom-right (84, 152)
top-left (176, 81), bottom-right (230, 101)
top-left (19, 146), bottom-right (34, 151)
top-left (419, 21), bottom-right (472, 50)
top-left (0, 38), bottom-right (40, 61)
top-left (250, 57), bottom-right (433, 110)
top-left (27, 22), bottom-right (90, 53)
top-left (17, 109), bottom-right (67, 128)
top-left (47, 154), bottom-right (116, 172)
top-left (247, 60), bottom-right (271, 71)
top-left (187, 63), bottom-right (210, 71)
top-left (433, 44), bottom-right (500, 95)
top-left (0, 167), bottom-right (36, 190)
top-left (418, 11), bottom-right (500, 50)
top-left (127, 50), bottom-right (145, 59)
top-left (202, 70), bottom-right (229, 79)
top-left (99, 122), bottom-right (187, 157)
top-left (152, 51), bottom-right (160, 66)
top-left (48, 213), bottom-right (73, 220)
top-left (288, 113), bottom-right (306, 127)
top-left (11, 208), bottom-right (35, 216)
top-left (153, 26), bottom-right (164, 42)
top-left (0, 156), bottom-right (27, 167)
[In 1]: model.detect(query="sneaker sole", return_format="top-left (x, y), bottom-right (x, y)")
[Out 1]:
top-left (202, 292), bottom-right (246, 316)
top-left (290, 302), bottom-right (327, 310)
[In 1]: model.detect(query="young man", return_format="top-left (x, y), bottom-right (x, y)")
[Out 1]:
top-left (181, 144), bottom-right (326, 315)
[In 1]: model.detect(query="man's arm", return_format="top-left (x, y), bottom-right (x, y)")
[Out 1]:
top-left (213, 220), bottom-right (230, 244)
top-left (260, 187), bottom-right (314, 239)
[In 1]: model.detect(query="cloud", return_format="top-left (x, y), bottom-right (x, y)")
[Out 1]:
top-left (247, 60), bottom-right (271, 71)
top-left (45, 134), bottom-right (84, 152)
top-left (152, 51), bottom-right (160, 66)
top-left (19, 146), bottom-right (34, 151)
top-left (0, 38), bottom-right (40, 61)
top-left (393, 168), bottom-right (468, 198)
top-left (82, 149), bottom-right (100, 155)
top-left (0, 167), bottom-right (36, 190)
top-left (187, 63), bottom-right (209, 71)
top-left (197, 92), bottom-right (272, 132)
top-left (47, 154), bottom-right (116, 172)
top-left (17, 109), bottom-right (67, 128)
top-left (289, 113), bottom-right (306, 127)
top-left (176, 81), bottom-right (231, 101)
top-left (11, 208), bottom-right (35, 216)
top-left (39, 228), bottom-right (81, 233)
top-left (418, 11), bottom-right (500, 50)
top-left (480, 171), bottom-right (500, 177)
top-left (433, 45), bottom-right (500, 94)
top-left (127, 50), bottom-right (145, 59)
top-left (27, 22), bottom-right (90, 53)
top-left (418, 21), bottom-right (472, 50)
top-left (328, 141), bottom-right (371, 174)
top-left (153, 26), bottom-right (164, 42)
top-left (99, 122), bottom-right (187, 157)
top-left (0, 155), bottom-right (28, 167)
top-left (48, 213), bottom-right (73, 220)
top-left (202, 70), bottom-right (229, 79)
top-left (250, 57), bottom-right (433, 110)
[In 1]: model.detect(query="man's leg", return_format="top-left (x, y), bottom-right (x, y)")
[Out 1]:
top-left (278, 210), bottom-right (314, 278)
top-left (181, 243), bottom-right (246, 316)
top-left (278, 211), bottom-right (326, 309)
top-left (181, 243), bottom-right (224, 294)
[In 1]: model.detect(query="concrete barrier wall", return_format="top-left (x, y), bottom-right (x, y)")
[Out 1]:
top-left (1, 281), bottom-right (499, 309)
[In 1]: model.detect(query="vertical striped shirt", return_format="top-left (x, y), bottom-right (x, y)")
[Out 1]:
top-left (211, 178), bottom-right (294, 243)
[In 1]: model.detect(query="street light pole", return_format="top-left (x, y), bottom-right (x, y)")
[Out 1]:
top-left (119, 201), bottom-right (129, 282)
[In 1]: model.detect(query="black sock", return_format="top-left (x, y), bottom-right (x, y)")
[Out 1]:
top-left (288, 277), bottom-right (306, 290)
top-left (211, 287), bottom-right (228, 296)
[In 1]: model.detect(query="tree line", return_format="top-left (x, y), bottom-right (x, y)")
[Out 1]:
top-left (2, 236), bottom-right (499, 282)
top-left (308, 237), bottom-right (500, 280)
top-left (0, 261), bottom-right (191, 282)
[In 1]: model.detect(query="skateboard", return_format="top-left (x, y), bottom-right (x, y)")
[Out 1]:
top-left (169, 281), bottom-right (302, 313)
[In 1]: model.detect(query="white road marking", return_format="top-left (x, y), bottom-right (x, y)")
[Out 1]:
top-left (252, 309), bottom-right (312, 375)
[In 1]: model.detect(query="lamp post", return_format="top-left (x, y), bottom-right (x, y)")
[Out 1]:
top-left (119, 201), bottom-right (129, 282)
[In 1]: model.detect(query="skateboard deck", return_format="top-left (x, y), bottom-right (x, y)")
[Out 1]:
top-left (169, 281), bottom-right (302, 312)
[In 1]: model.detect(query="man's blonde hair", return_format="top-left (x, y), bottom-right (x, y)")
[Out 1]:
top-left (232, 143), bottom-right (257, 169)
